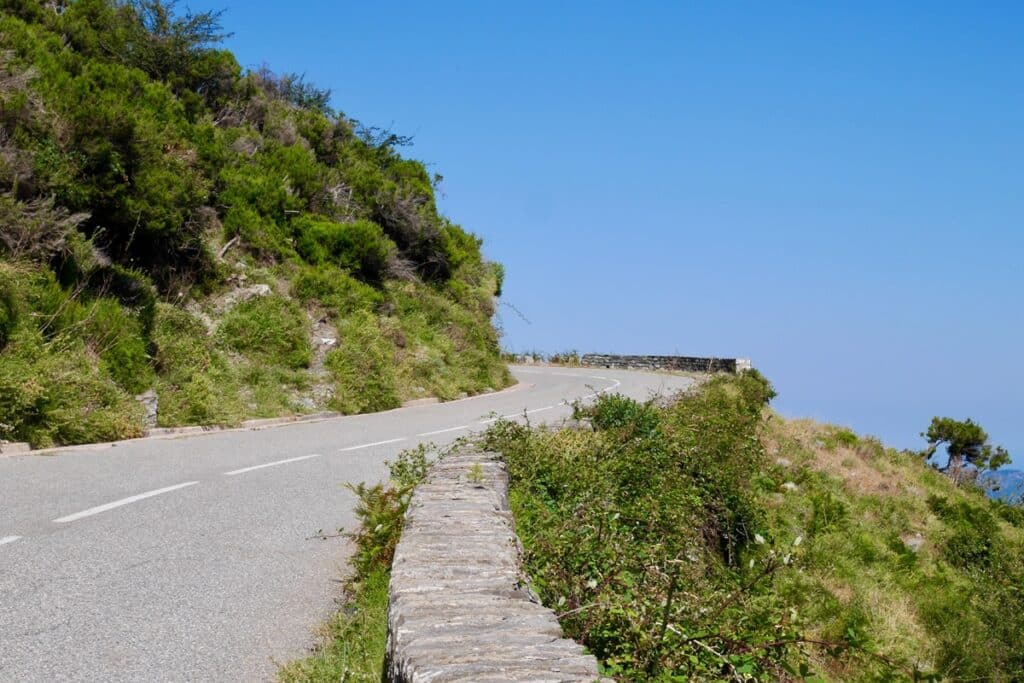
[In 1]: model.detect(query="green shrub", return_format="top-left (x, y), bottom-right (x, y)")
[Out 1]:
top-left (152, 304), bottom-right (244, 426)
top-left (324, 311), bottom-right (399, 413)
top-left (293, 215), bottom-right (393, 284)
top-left (83, 297), bottom-right (154, 394)
top-left (927, 495), bottom-right (1000, 568)
top-left (809, 489), bottom-right (849, 533)
top-left (222, 205), bottom-right (294, 261)
top-left (84, 264), bottom-right (158, 340)
top-left (0, 326), bottom-right (144, 447)
top-left (482, 375), bottom-right (802, 679)
top-left (586, 393), bottom-right (660, 436)
top-left (216, 294), bottom-right (311, 369)
top-left (0, 269), bottom-right (19, 350)
top-left (823, 427), bottom-right (860, 449)
top-left (291, 264), bottom-right (382, 315)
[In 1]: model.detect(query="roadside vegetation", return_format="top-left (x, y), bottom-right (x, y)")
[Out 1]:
top-left (277, 444), bottom-right (432, 682)
top-left (279, 373), bottom-right (1022, 681)
top-left (482, 374), bottom-right (1024, 681)
top-left (0, 0), bottom-right (507, 448)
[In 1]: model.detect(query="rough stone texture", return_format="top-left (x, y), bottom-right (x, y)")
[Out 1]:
top-left (580, 353), bottom-right (752, 374)
top-left (0, 441), bottom-right (31, 455)
top-left (134, 389), bottom-right (159, 428)
top-left (387, 450), bottom-right (604, 682)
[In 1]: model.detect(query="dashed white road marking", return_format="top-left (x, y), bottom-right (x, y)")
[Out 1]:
top-left (417, 425), bottom-right (469, 437)
top-left (525, 405), bottom-right (556, 414)
top-left (0, 535), bottom-right (21, 546)
top-left (53, 481), bottom-right (199, 524)
top-left (224, 454), bottom-right (322, 476)
top-left (338, 437), bottom-right (406, 452)
top-left (478, 377), bottom-right (621, 425)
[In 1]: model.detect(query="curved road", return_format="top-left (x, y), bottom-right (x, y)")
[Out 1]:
top-left (0, 365), bottom-right (692, 682)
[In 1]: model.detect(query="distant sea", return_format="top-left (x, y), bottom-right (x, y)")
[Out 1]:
top-left (982, 469), bottom-right (1024, 503)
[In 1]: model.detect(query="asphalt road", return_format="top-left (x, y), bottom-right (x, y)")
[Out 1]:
top-left (0, 365), bottom-right (692, 682)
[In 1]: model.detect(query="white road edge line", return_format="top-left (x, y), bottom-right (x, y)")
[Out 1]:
top-left (525, 405), bottom-right (556, 414)
top-left (53, 481), bottom-right (199, 524)
top-left (223, 454), bottom-right (322, 476)
top-left (479, 378), bottom-right (622, 425)
top-left (417, 425), bottom-right (469, 437)
top-left (338, 437), bottom-right (406, 452)
top-left (0, 535), bottom-right (21, 546)
top-left (583, 378), bottom-right (622, 400)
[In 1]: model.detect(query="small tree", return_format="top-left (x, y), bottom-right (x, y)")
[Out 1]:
top-left (922, 417), bottom-right (1010, 483)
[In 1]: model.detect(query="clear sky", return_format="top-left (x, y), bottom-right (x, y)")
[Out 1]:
top-left (189, 1), bottom-right (1023, 465)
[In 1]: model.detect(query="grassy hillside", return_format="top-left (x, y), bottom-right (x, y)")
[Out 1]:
top-left (0, 0), bottom-right (508, 447)
top-left (483, 375), bottom-right (1024, 681)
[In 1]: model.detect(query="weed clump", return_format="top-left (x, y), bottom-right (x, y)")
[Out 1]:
top-left (324, 311), bottom-right (400, 414)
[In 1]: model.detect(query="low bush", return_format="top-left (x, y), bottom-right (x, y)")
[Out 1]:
top-left (0, 326), bottom-right (144, 447)
top-left (152, 303), bottom-right (244, 426)
top-left (277, 444), bottom-right (432, 682)
top-left (0, 263), bottom-right (148, 446)
top-left (293, 215), bottom-right (393, 284)
top-left (927, 495), bottom-right (1000, 568)
top-left (216, 294), bottom-right (311, 369)
top-left (482, 375), bottom-right (808, 680)
top-left (83, 297), bottom-right (154, 394)
top-left (324, 311), bottom-right (400, 413)
top-left (291, 263), bottom-right (382, 315)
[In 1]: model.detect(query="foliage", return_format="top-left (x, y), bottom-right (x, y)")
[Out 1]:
top-left (151, 303), bottom-right (244, 426)
top-left (324, 311), bottom-right (400, 414)
top-left (216, 294), bottom-right (311, 369)
top-left (290, 263), bottom-right (382, 315)
top-left (347, 443), bottom-right (431, 580)
top-left (483, 375), bottom-right (816, 681)
top-left (293, 215), bottom-right (393, 284)
top-left (922, 416), bottom-right (1011, 480)
top-left (483, 374), bottom-right (1024, 681)
top-left (0, 326), bottom-right (145, 447)
top-left (0, 0), bottom-right (506, 446)
top-left (0, 261), bottom-right (152, 446)
top-left (275, 567), bottom-right (389, 683)
top-left (278, 444), bottom-right (434, 681)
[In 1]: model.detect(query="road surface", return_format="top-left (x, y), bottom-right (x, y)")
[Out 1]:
top-left (0, 365), bottom-right (692, 682)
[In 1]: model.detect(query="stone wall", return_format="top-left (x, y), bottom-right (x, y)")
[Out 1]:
top-left (581, 353), bottom-right (752, 374)
top-left (386, 450), bottom-right (604, 682)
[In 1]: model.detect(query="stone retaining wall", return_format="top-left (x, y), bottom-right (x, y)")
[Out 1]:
top-left (386, 450), bottom-right (604, 682)
top-left (581, 353), bottom-right (752, 374)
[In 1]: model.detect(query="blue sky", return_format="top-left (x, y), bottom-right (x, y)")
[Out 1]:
top-left (190, 1), bottom-right (1023, 464)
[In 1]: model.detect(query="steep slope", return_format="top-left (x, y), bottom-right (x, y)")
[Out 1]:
top-left (0, 0), bottom-right (509, 447)
top-left (483, 375), bottom-right (1024, 681)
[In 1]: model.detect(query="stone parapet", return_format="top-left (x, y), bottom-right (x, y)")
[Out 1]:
top-left (386, 450), bottom-right (604, 682)
top-left (580, 353), bottom-right (751, 374)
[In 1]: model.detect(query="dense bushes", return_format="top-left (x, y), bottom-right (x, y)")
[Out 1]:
top-left (324, 311), bottom-right (400, 414)
top-left (151, 303), bottom-right (244, 426)
top-left (216, 294), bottom-right (311, 369)
top-left (484, 373), bottom-right (788, 680)
top-left (293, 216), bottom-right (392, 284)
top-left (0, 263), bottom-right (146, 445)
top-left (485, 375), bottom-right (1024, 681)
top-left (0, 0), bottom-right (508, 445)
